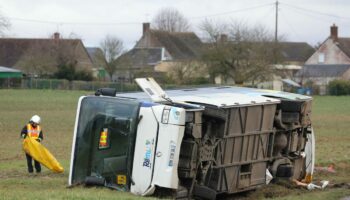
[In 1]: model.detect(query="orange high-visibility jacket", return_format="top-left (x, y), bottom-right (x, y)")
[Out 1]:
top-left (27, 124), bottom-right (41, 139)
top-left (21, 124), bottom-right (43, 141)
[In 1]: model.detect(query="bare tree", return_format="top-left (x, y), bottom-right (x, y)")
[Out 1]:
top-left (152, 7), bottom-right (190, 32)
top-left (167, 61), bottom-right (206, 85)
top-left (16, 43), bottom-right (56, 76)
top-left (99, 35), bottom-right (124, 80)
top-left (0, 11), bottom-right (10, 36)
top-left (200, 20), bottom-right (280, 85)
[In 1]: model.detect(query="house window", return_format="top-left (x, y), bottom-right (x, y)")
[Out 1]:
top-left (318, 53), bottom-right (325, 63)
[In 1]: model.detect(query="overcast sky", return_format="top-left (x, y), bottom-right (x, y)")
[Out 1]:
top-left (1, 0), bottom-right (350, 49)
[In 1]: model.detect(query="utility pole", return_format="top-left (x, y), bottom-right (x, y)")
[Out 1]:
top-left (275, 0), bottom-right (279, 42)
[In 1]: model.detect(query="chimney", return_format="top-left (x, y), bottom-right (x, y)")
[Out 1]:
top-left (143, 22), bottom-right (150, 35)
top-left (53, 32), bottom-right (60, 40)
top-left (220, 34), bottom-right (228, 43)
top-left (330, 24), bottom-right (338, 42)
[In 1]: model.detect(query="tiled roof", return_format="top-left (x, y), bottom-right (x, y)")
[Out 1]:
top-left (337, 38), bottom-right (350, 58)
top-left (202, 41), bottom-right (314, 63)
top-left (118, 48), bottom-right (162, 68)
top-left (0, 66), bottom-right (21, 73)
top-left (86, 47), bottom-right (108, 69)
top-left (147, 30), bottom-right (203, 60)
top-left (0, 38), bottom-right (81, 67)
top-left (279, 42), bottom-right (314, 62)
top-left (296, 64), bottom-right (350, 77)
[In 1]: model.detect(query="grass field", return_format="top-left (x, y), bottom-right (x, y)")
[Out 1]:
top-left (0, 90), bottom-right (349, 200)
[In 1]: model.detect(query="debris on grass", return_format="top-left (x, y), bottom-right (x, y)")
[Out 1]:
top-left (315, 164), bottom-right (336, 173)
top-left (293, 179), bottom-right (329, 191)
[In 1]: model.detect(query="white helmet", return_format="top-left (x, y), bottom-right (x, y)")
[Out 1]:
top-left (30, 115), bottom-right (41, 124)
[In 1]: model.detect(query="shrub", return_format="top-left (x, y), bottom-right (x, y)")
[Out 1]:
top-left (189, 77), bottom-right (211, 85)
top-left (54, 64), bottom-right (93, 81)
top-left (328, 79), bottom-right (350, 95)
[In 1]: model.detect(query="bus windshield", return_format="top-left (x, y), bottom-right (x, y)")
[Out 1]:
top-left (70, 96), bottom-right (140, 186)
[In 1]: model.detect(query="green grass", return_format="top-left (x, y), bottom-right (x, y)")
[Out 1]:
top-left (0, 90), bottom-right (349, 199)
top-left (0, 89), bottom-right (154, 200)
top-left (312, 96), bottom-right (350, 165)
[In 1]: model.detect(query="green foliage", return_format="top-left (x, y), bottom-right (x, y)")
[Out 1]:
top-left (75, 70), bottom-right (93, 81)
top-left (54, 64), bottom-right (93, 81)
top-left (54, 64), bottom-right (75, 81)
top-left (328, 79), bottom-right (350, 95)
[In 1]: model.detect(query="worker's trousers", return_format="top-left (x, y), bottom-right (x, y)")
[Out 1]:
top-left (25, 153), bottom-right (41, 173)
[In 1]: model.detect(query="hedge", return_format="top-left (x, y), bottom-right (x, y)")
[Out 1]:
top-left (328, 79), bottom-right (350, 95)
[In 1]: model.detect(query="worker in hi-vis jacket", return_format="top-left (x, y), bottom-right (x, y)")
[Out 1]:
top-left (21, 115), bottom-right (43, 173)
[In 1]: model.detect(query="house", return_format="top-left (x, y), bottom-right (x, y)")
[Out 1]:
top-left (295, 64), bottom-right (350, 94)
top-left (296, 24), bottom-right (350, 94)
top-left (135, 23), bottom-right (203, 62)
top-left (121, 23), bottom-right (313, 87)
top-left (305, 24), bottom-right (350, 65)
top-left (117, 23), bottom-right (205, 83)
top-left (237, 40), bottom-right (314, 90)
top-left (261, 42), bottom-right (314, 90)
top-left (0, 33), bottom-right (94, 78)
top-left (114, 47), bottom-right (165, 82)
top-left (86, 47), bottom-right (109, 81)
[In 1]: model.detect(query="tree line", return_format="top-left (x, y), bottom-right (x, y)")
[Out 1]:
top-left (0, 8), bottom-right (284, 85)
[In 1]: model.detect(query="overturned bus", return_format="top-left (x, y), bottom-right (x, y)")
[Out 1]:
top-left (69, 78), bottom-right (315, 199)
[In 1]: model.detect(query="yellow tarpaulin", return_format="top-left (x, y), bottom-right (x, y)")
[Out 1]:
top-left (23, 137), bottom-right (64, 173)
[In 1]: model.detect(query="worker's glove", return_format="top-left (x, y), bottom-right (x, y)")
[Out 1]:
top-left (36, 138), bottom-right (42, 143)
top-left (21, 134), bottom-right (26, 139)
top-left (307, 183), bottom-right (321, 190)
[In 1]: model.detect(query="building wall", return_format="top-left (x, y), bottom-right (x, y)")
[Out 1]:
top-left (154, 60), bottom-right (208, 84)
top-left (256, 76), bottom-right (283, 91)
top-left (294, 76), bottom-right (337, 95)
top-left (341, 69), bottom-right (350, 80)
top-left (74, 42), bottom-right (94, 72)
top-left (154, 61), bottom-right (174, 72)
top-left (305, 39), bottom-right (350, 64)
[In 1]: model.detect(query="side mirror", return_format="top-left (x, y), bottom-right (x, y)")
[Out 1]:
top-left (95, 88), bottom-right (117, 97)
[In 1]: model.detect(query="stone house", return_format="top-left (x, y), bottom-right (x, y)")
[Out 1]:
top-left (305, 24), bottom-right (350, 65)
top-left (0, 33), bottom-right (94, 78)
top-left (296, 24), bottom-right (350, 94)
top-left (117, 23), bottom-right (205, 83)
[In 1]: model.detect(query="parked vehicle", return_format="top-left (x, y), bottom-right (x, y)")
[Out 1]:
top-left (69, 78), bottom-right (315, 199)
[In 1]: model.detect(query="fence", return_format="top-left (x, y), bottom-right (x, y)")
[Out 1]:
top-left (0, 78), bottom-right (142, 92)
top-left (6, 78), bottom-right (343, 96)
top-left (0, 78), bottom-right (208, 93)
